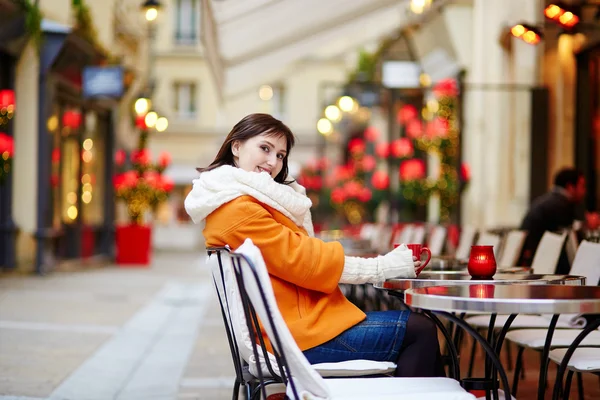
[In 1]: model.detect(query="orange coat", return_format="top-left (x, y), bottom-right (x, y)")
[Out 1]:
top-left (204, 195), bottom-right (366, 351)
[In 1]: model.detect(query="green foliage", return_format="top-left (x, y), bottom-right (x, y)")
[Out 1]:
top-left (14, 0), bottom-right (44, 51)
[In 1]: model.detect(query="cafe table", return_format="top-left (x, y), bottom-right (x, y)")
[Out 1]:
top-left (403, 284), bottom-right (600, 400)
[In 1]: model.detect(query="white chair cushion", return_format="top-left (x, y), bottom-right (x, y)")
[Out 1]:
top-left (465, 314), bottom-right (582, 330)
top-left (313, 360), bottom-right (396, 377)
top-left (506, 329), bottom-right (600, 349)
top-left (549, 347), bottom-right (600, 372)
top-left (293, 376), bottom-right (475, 400)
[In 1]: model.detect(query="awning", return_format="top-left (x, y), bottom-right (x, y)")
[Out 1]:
top-left (163, 164), bottom-right (201, 185)
top-left (202, 0), bottom-right (420, 100)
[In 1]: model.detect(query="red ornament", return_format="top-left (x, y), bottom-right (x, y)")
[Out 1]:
top-left (131, 149), bottom-right (152, 166)
top-left (467, 246), bottom-right (497, 279)
top-left (363, 126), bottom-right (380, 142)
top-left (371, 170), bottom-right (390, 190)
top-left (0, 89), bottom-right (15, 110)
top-left (399, 159), bottom-right (426, 181)
top-left (135, 115), bottom-right (147, 130)
top-left (390, 138), bottom-right (414, 158)
top-left (375, 142), bottom-right (390, 158)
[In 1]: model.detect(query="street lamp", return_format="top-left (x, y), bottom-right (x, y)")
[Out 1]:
top-left (141, 0), bottom-right (162, 22)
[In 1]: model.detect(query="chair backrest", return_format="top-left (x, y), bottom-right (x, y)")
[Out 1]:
top-left (565, 230), bottom-right (579, 265)
top-left (233, 239), bottom-right (331, 400)
top-left (207, 247), bottom-right (281, 379)
top-left (393, 224), bottom-right (415, 246)
top-left (428, 226), bottom-right (447, 256)
top-left (476, 232), bottom-right (502, 259)
top-left (569, 240), bottom-right (600, 286)
top-left (455, 226), bottom-right (477, 260)
top-left (497, 230), bottom-right (527, 267)
top-left (411, 225), bottom-right (427, 245)
top-left (530, 231), bottom-right (568, 275)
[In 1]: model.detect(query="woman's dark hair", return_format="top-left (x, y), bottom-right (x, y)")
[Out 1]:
top-left (197, 113), bottom-right (296, 184)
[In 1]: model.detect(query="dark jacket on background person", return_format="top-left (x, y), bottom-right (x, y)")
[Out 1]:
top-left (519, 188), bottom-right (580, 273)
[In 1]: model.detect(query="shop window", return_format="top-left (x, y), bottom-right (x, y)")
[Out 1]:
top-left (174, 0), bottom-right (198, 45)
top-left (173, 82), bottom-right (198, 119)
top-left (80, 111), bottom-right (105, 226)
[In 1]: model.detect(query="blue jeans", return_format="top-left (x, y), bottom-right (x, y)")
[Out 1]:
top-left (303, 310), bottom-right (411, 364)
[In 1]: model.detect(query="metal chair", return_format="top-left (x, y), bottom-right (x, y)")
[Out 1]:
top-left (231, 238), bottom-right (476, 400)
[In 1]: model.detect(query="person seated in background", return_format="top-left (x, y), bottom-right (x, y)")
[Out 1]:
top-left (185, 113), bottom-right (445, 377)
top-left (519, 167), bottom-right (592, 273)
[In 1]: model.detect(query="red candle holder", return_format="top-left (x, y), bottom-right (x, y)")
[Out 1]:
top-left (467, 245), bottom-right (497, 279)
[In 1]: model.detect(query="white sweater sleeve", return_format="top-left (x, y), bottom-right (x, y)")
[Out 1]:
top-left (340, 244), bottom-right (416, 285)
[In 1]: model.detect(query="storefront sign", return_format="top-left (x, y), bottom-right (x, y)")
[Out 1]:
top-left (82, 66), bottom-right (124, 99)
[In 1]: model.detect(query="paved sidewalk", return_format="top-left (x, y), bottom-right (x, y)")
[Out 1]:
top-left (0, 250), bottom-right (235, 400)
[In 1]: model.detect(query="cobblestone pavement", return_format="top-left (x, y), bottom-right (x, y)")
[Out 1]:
top-left (0, 249), bottom-right (235, 400)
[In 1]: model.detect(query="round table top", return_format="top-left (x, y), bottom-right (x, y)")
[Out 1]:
top-left (423, 266), bottom-right (531, 275)
top-left (404, 284), bottom-right (600, 314)
top-left (377, 273), bottom-right (586, 291)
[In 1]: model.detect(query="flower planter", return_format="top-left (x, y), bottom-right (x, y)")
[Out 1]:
top-left (115, 224), bottom-right (152, 266)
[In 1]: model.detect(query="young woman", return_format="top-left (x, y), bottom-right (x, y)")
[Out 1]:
top-left (185, 113), bottom-right (444, 377)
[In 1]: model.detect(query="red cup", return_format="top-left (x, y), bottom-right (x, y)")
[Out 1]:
top-left (395, 243), bottom-right (431, 275)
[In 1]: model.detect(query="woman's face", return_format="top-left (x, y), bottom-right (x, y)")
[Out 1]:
top-left (232, 133), bottom-right (287, 179)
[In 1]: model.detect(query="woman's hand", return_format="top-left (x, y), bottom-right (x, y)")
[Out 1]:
top-left (413, 256), bottom-right (425, 276)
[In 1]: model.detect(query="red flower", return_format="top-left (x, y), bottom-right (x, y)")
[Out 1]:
top-left (460, 162), bottom-right (471, 183)
top-left (113, 171), bottom-right (139, 191)
top-left (131, 149), bottom-right (152, 166)
top-left (343, 181), bottom-right (363, 198)
top-left (135, 115), bottom-right (147, 130)
top-left (390, 138), bottom-right (414, 158)
top-left (371, 170), bottom-right (390, 190)
top-left (375, 142), bottom-right (390, 158)
top-left (157, 151), bottom-right (172, 169)
top-left (0, 133), bottom-right (14, 157)
top-left (364, 126), bottom-right (380, 142)
top-left (331, 188), bottom-right (346, 204)
top-left (397, 104), bottom-right (418, 124)
top-left (159, 175), bottom-right (175, 192)
top-left (406, 119), bottom-right (423, 139)
top-left (114, 150), bottom-right (126, 166)
top-left (348, 138), bottom-right (366, 155)
top-left (399, 159), bottom-right (426, 181)
top-left (433, 78), bottom-right (459, 98)
top-left (52, 148), bottom-right (61, 163)
top-left (358, 187), bottom-right (372, 202)
top-left (0, 89), bottom-right (15, 110)
top-left (62, 110), bottom-right (82, 129)
top-left (426, 118), bottom-right (449, 138)
top-left (361, 155), bottom-right (376, 172)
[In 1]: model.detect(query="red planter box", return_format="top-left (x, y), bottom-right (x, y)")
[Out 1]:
top-left (115, 224), bottom-right (152, 266)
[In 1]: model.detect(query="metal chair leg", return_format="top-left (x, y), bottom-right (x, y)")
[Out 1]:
top-left (467, 333), bottom-right (478, 376)
top-left (563, 370), bottom-right (575, 400)
top-left (511, 346), bottom-right (526, 397)
top-left (505, 341), bottom-right (513, 372)
top-left (576, 371), bottom-right (584, 400)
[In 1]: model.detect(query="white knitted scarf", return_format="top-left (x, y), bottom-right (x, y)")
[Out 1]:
top-left (184, 165), bottom-right (315, 237)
